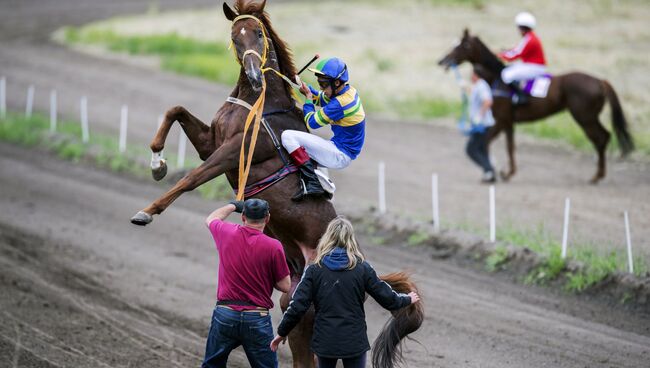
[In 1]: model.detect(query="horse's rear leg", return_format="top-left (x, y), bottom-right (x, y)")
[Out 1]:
top-left (282, 275), bottom-right (316, 368)
top-left (150, 106), bottom-right (214, 181)
top-left (578, 119), bottom-right (610, 184)
top-left (568, 99), bottom-right (610, 183)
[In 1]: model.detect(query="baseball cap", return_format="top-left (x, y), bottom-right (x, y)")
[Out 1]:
top-left (243, 198), bottom-right (270, 220)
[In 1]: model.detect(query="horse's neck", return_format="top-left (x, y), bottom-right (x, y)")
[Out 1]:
top-left (475, 37), bottom-right (505, 76)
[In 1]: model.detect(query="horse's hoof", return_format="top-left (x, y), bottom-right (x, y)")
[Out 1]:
top-left (131, 211), bottom-right (153, 226)
top-left (151, 161), bottom-right (167, 181)
top-left (499, 170), bottom-right (511, 182)
top-left (589, 177), bottom-right (603, 185)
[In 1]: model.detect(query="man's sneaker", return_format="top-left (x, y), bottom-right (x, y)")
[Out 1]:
top-left (482, 171), bottom-right (496, 183)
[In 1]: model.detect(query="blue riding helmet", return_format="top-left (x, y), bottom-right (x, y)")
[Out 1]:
top-left (308, 57), bottom-right (349, 83)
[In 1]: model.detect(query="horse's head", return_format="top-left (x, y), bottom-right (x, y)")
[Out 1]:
top-left (224, 1), bottom-right (269, 92)
top-left (438, 28), bottom-right (480, 70)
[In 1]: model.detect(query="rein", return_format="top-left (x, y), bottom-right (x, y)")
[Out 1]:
top-left (229, 14), bottom-right (301, 200)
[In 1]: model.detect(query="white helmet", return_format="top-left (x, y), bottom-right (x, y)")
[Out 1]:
top-left (515, 12), bottom-right (536, 29)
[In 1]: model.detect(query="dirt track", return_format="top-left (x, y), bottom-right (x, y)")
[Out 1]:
top-left (1, 1), bottom-right (650, 367)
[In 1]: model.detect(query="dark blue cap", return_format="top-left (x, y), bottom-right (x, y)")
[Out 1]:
top-left (243, 198), bottom-right (269, 220)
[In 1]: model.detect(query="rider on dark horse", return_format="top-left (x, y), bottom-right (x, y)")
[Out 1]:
top-left (281, 57), bottom-right (366, 201)
top-left (499, 12), bottom-right (547, 105)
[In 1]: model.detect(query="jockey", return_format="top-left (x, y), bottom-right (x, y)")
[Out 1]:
top-left (498, 12), bottom-right (547, 104)
top-left (281, 57), bottom-right (366, 201)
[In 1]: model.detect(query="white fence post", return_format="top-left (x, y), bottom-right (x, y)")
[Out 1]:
top-left (432, 173), bottom-right (440, 233)
top-left (25, 85), bottom-right (34, 118)
top-left (561, 198), bottom-right (571, 259)
top-left (378, 161), bottom-right (386, 214)
top-left (119, 105), bottom-right (128, 153)
top-left (624, 211), bottom-right (634, 274)
top-left (80, 96), bottom-right (89, 143)
top-left (489, 185), bottom-right (496, 242)
top-left (0, 76), bottom-right (6, 119)
top-left (50, 90), bottom-right (57, 133)
top-left (177, 128), bottom-right (186, 169)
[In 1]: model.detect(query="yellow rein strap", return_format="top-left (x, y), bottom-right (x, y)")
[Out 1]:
top-left (232, 14), bottom-right (301, 201)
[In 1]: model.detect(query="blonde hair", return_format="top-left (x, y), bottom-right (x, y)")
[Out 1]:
top-left (315, 216), bottom-right (365, 269)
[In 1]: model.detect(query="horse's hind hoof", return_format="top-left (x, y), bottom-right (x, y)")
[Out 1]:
top-left (131, 211), bottom-right (153, 226)
top-left (151, 161), bottom-right (167, 181)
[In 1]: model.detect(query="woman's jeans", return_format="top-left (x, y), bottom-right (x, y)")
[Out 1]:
top-left (466, 131), bottom-right (494, 173)
top-left (202, 306), bottom-right (277, 368)
top-left (317, 353), bottom-right (367, 368)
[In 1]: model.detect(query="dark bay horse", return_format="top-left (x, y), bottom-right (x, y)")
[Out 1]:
top-left (130, 1), bottom-right (423, 366)
top-left (439, 29), bottom-right (634, 183)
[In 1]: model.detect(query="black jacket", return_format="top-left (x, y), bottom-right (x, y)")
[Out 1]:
top-left (277, 250), bottom-right (411, 358)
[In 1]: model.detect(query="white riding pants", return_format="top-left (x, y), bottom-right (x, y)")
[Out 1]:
top-left (501, 63), bottom-right (547, 84)
top-left (281, 130), bottom-right (352, 170)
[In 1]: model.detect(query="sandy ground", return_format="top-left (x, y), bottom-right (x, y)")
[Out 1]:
top-left (1, 0), bottom-right (650, 367)
top-left (1, 141), bottom-right (649, 367)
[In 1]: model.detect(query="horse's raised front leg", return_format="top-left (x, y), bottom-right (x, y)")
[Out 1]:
top-left (131, 139), bottom-right (239, 226)
top-left (150, 106), bottom-right (215, 181)
top-left (500, 125), bottom-right (517, 181)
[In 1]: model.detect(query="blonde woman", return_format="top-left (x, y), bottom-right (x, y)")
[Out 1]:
top-left (270, 217), bottom-right (420, 368)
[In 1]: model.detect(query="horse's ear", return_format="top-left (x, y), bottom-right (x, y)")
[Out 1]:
top-left (223, 2), bottom-right (238, 21)
top-left (260, 0), bottom-right (267, 11)
top-left (463, 28), bottom-right (470, 38)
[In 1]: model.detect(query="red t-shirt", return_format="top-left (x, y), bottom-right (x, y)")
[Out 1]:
top-left (209, 219), bottom-right (290, 311)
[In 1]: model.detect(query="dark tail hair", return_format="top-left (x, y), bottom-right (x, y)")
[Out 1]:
top-left (603, 80), bottom-right (634, 156)
top-left (373, 272), bottom-right (424, 368)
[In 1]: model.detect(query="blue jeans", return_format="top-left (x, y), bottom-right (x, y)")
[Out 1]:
top-left (202, 306), bottom-right (277, 368)
top-left (466, 131), bottom-right (494, 173)
top-left (317, 353), bottom-right (367, 368)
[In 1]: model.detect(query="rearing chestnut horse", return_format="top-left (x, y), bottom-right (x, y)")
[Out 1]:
top-left (439, 29), bottom-right (634, 183)
top-left (130, 1), bottom-right (423, 367)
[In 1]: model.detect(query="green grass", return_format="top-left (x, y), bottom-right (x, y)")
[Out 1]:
top-left (62, 27), bottom-right (239, 85)
top-left (485, 245), bottom-right (509, 272)
top-left (0, 111), bottom-right (231, 200)
top-left (392, 96), bottom-right (461, 120)
top-left (406, 230), bottom-right (430, 246)
top-left (495, 222), bottom-right (648, 291)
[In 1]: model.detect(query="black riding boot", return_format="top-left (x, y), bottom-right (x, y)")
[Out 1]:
top-left (292, 160), bottom-right (325, 201)
top-left (509, 82), bottom-right (528, 105)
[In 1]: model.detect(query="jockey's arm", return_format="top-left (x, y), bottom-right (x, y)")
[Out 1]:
top-left (303, 98), bottom-right (344, 130)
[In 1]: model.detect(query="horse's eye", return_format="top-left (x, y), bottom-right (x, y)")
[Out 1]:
top-left (257, 30), bottom-right (263, 38)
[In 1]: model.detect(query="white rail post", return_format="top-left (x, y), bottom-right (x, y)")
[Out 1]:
top-left (80, 96), bottom-right (89, 143)
top-left (378, 161), bottom-right (386, 214)
top-left (432, 173), bottom-right (440, 233)
top-left (561, 198), bottom-right (571, 259)
top-left (489, 185), bottom-right (496, 242)
top-left (177, 128), bottom-right (186, 169)
top-left (50, 90), bottom-right (57, 133)
top-left (0, 76), bottom-right (6, 119)
top-left (119, 105), bottom-right (128, 153)
top-left (25, 85), bottom-right (34, 118)
top-left (624, 211), bottom-right (634, 274)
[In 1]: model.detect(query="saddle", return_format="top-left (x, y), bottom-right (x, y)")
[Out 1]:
top-left (492, 74), bottom-right (553, 103)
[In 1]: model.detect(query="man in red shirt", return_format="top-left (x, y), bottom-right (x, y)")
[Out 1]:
top-left (202, 199), bottom-right (291, 368)
top-left (499, 12), bottom-right (547, 104)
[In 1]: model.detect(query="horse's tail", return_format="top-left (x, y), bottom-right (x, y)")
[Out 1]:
top-left (602, 80), bottom-right (634, 156)
top-left (373, 272), bottom-right (424, 368)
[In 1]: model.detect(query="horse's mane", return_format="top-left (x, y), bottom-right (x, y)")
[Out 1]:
top-left (234, 0), bottom-right (297, 95)
top-left (472, 36), bottom-right (505, 75)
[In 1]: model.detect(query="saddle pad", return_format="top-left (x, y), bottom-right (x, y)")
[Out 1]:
top-left (524, 75), bottom-right (552, 98)
top-left (315, 168), bottom-right (336, 194)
